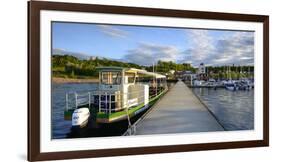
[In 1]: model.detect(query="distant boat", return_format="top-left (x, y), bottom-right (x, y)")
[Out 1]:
top-left (224, 66), bottom-right (238, 91)
top-left (207, 78), bottom-right (217, 87)
top-left (225, 83), bottom-right (235, 91)
top-left (238, 79), bottom-right (253, 90)
top-left (225, 80), bottom-right (238, 91)
top-left (193, 80), bottom-right (205, 86)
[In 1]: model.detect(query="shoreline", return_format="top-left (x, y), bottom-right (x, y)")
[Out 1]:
top-left (52, 77), bottom-right (99, 83)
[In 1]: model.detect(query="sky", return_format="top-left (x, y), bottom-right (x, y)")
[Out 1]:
top-left (52, 22), bottom-right (254, 67)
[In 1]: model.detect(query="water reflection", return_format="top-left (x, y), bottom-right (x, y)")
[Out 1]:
top-left (191, 88), bottom-right (254, 130)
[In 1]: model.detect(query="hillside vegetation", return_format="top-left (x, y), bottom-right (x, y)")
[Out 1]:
top-left (52, 55), bottom-right (142, 79)
top-left (52, 55), bottom-right (253, 80)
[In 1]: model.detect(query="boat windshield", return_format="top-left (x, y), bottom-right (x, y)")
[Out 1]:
top-left (101, 71), bottom-right (122, 85)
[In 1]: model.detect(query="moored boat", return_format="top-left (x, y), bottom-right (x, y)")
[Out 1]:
top-left (224, 80), bottom-right (239, 91)
top-left (64, 67), bottom-right (168, 128)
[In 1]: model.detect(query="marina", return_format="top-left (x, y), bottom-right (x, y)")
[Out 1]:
top-left (52, 64), bottom-right (255, 139)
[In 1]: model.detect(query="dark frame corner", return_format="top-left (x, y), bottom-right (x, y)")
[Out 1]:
top-left (28, 1), bottom-right (269, 161)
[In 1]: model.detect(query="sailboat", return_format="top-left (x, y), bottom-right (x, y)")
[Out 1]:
top-left (225, 66), bottom-right (237, 91)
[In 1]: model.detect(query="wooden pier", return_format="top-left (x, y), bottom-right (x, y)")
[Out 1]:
top-left (130, 80), bottom-right (224, 135)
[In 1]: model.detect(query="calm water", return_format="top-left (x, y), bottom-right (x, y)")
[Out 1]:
top-left (52, 83), bottom-right (99, 139)
top-left (191, 88), bottom-right (254, 130)
top-left (52, 83), bottom-right (254, 139)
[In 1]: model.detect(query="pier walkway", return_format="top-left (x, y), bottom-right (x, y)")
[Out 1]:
top-left (134, 80), bottom-right (224, 135)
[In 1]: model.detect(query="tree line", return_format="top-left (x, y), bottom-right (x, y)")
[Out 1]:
top-left (206, 65), bottom-right (254, 80)
top-left (52, 55), bottom-right (142, 79)
top-left (145, 60), bottom-right (196, 73)
top-left (52, 55), bottom-right (254, 80)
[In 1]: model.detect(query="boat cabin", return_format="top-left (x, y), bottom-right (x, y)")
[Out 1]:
top-left (96, 67), bottom-right (167, 115)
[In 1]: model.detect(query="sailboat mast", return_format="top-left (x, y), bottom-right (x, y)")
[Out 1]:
top-left (248, 66), bottom-right (250, 79)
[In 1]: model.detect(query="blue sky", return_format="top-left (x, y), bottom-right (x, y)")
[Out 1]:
top-left (52, 22), bottom-right (254, 66)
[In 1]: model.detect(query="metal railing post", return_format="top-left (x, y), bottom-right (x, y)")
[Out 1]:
top-left (91, 92), bottom-right (94, 109)
top-left (99, 93), bottom-right (101, 112)
top-left (88, 92), bottom-right (91, 108)
top-left (105, 92), bottom-right (108, 113)
top-left (75, 93), bottom-right (78, 109)
top-left (65, 93), bottom-right (68, 111)
top-left (109, 94), bottom-right (111, 114)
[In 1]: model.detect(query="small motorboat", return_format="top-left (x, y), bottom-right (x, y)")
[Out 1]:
top-left (72, 108), bottom-right (90, 128)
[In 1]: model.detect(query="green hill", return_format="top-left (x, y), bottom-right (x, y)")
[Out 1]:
top-left (52, 55), bottom-right (142, 79)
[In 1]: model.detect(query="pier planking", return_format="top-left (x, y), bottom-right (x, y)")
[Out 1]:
top-left (134, 80), bottom-right (224, 135)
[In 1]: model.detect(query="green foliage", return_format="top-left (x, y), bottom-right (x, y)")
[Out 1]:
top-left (145, 60), bottom-right (196, 74)
top-left (52, 55), bottom-right (142, 78)
top-left (207, 65), bottom-right (254, 80)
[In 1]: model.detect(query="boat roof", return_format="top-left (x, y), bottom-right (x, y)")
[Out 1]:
top-left (96, 66), bottom-right (126, 71)
top-left (136, 70), bottom-right (166, 79)
top-left (96, 66), bottom-right (166, 78)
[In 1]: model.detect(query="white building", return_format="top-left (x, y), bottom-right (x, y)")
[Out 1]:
top-left (197, 63), bottom-right (206, 74)
top-left (89, 56), bottom-right (96, 60)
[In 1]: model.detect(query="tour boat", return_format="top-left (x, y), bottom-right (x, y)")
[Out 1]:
top-left (64, 67), bottom-right (168, 128)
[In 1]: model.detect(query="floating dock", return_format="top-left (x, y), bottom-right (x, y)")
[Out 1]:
top-left (132, 80), bottom-right (224, 135)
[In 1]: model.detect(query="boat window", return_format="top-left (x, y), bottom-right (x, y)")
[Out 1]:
top-left (101, 71), bottom-right (121, 85)
top-left (125, 72), bottom-right (135, 84)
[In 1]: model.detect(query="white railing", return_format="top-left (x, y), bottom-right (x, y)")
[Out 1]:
top-left (65, 89), bottom-right (147, 114)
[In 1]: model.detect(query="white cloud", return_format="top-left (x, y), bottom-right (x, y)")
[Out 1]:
top-left (97, 25), bottom-right (128, 38)
top-left (122, 30), bottom-right (254, 67)
top-left (181, 30), bottom-right (254, 66)
top-left (123, 42), bottom-right (180, 66)
top-left (181, 29), bottom-right (215, 65)
top-left (213, 32), bottom-right (254, 66)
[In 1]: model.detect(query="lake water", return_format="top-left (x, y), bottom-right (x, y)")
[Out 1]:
top-left (52, 83), bottom-right (254, 139)
top-left (52, 83), bottom-right (99, 139)
top-left (191, 88), bottom-right (254, 130)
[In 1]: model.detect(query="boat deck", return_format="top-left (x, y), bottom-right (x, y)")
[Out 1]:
top-left (133, 80), bottom-right (224, 135)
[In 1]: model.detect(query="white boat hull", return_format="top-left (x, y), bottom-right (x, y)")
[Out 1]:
top-left (72, 108), bottom-right (90, 128)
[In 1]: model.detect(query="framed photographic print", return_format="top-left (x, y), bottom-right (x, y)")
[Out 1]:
top-left (28, 0), bottom-right (269, 161)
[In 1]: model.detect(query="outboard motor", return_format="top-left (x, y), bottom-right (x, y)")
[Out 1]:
top-left (72, 108), bottom-right (90, 129)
